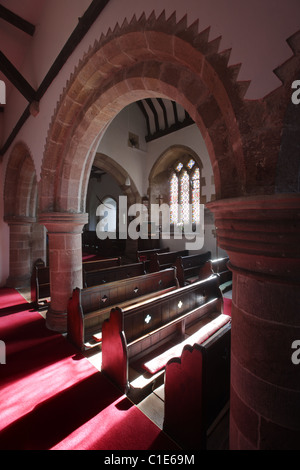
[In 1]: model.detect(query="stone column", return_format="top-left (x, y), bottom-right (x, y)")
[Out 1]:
top-left (207, 194), bottom-right (300, 450)
top-left (5, 215), bottom-right (35, 288)
top-left (39, 212), bottom-right (88, 333)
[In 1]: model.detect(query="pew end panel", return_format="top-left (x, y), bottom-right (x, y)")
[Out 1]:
top-left (211, 256), bottom-right (232, 286)
top-left (101, 307), bottom-right (129, 394)
top-left (163, 345), bottom-right (205, 449)
top-left (163, 322), bottom-right (231, 450)
top-left (30, 260), bottom-right (50, 309)
top-left (67, 288), bottom-right (85, 351)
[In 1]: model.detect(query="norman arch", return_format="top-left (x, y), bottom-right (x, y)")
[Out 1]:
top-left (4, 142), bottom-right (45, 287)
top-left (39, 12), bottom-right (252, 217)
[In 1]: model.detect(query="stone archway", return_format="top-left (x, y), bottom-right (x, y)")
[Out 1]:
top-left (38, 12), bottom-right (251, 330)
top-left (4, 142), bottom-right (45, 287)
top-left (38, 13), bottom-right (300, 449)
top-left (39, 12), bottom-right (254, 217)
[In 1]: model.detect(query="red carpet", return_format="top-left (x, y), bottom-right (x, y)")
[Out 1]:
top-left (0, 288), bottom-right (178, 450)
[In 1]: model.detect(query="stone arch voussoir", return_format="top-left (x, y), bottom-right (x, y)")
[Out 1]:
top-left (40, 10), bottom-right (252, 214)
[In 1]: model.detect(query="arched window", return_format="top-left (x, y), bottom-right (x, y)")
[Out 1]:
top-left (97, 196), bottom-right (117, 234)
top-left (169, 158), bottom-right (201, 225)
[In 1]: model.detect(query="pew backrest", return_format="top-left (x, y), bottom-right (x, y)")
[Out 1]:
top-left (84, 262), bottom-right (145, 287)
top-left (137, 248), bottom-right (169, 271)
top-left (83, 257), bottom-right (121, 274)
top-left (67, 267), bottom-right (179, 350)
top-left (31, 256), bottom-right (123, 305)
top-left (149, 249), bottom-right (189, 272)
top-left (175, 251), bottom-right (212, 286)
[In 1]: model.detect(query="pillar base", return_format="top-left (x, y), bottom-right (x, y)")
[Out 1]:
top-left (45, 307), bottom-right (68, 333)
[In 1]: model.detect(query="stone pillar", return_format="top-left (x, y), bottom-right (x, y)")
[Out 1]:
top-left (207, 194), bottom-right (300, 450)
top-left (5, 215), bottom-right (35, 288)
top-left (39, 212), bottom-right (88, 333)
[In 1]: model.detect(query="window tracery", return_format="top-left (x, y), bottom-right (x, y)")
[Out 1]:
top-left (169, 158), bottom-right (201, 225)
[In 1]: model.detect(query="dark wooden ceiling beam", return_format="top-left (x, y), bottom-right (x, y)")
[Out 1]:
top-left (0, 5), bottom-right (35, 36)
top-left (145, 98), bottom-right (160, 133)
top-left (145, 114), bottom-right (194, 143)
top-left (157, 98), bottom-right (169, 129)
top-left (172, 101), bottom-right (179, 124)
top-left (36, 0), bottom-right (110, 100)
top-left (136, 101), bottom-right (151, 136)
top-left (0, 51), bottom-right (36, 102)
top-left (0, 0), bottom-right (111, 156)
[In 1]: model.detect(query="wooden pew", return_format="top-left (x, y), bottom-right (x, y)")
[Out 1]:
top-left (67, 267), bottom-right (179, 351)
top-left (149, 249), bottom-right (189, 272)
top-left (30, 259), bottom-right (50, 309)
top-left (101, 274), bottom-right (230, 400)
top-left (175, 251), bottom-right (212, 286)
top-left (211, 256), bottom-right (232, 286)
top-left (83, 262), bottom-right (145, 288)
top-left (163, 323), bottom-right (231, 450)
top-left (83, 256), bottom-right (121, 273)
top-left (31, 256), bottom-right (123, 308)
top-left (137, 248), bottom-right (169, 272)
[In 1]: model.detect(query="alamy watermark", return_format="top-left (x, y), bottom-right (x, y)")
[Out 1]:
top-left (291, 340), bottom-right (300, 365)
top-left (0, 340), bottom-right (6, 364)
top-left (96, 196), bottom-right (204, 251)
top-left (291, 80), bottom-right (300, 105)
top-left (0, 80), bottom-right (6, 105)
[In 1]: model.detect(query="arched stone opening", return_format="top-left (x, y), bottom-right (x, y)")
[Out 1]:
top-left (86, 152), bottom-right (141, 259)
top-left (4, 142), bottom-right (45, 287)
top-left (39, 13), bottom-right (252, 216)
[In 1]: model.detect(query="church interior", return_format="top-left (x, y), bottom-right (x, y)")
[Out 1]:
top-left (0, 0), bottom-right (299, 451)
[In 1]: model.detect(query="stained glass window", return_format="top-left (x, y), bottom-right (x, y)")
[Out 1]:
top-left (187, 158), bottom-right (195, 170)
top-left (170, 172), bottom-right (179, 224)
top-left (169, 159), bottom-right (201, 225)
top-left (180, 170), bottom-right (190, 223)
top-left (192, 167), bottom-right (200, 223)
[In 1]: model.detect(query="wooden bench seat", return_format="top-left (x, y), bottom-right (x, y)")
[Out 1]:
top-left (163, 322), bottom-right (231, 449)
top-left (175, 251), bottom-right (212, 286)
top-left (142, 312), bottom-right (230, 374)
top-left (67, 267), bottom-right (179, 351)
top-left (101, 274), bottom-right (227, 400)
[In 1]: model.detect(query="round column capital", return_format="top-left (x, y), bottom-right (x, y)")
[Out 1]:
top-left (4, 215), bottom-right (36, 225)
top-left (207, 193), bottom-right (300, 281)
top-left (38, 212), bottom-right (88, 233)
